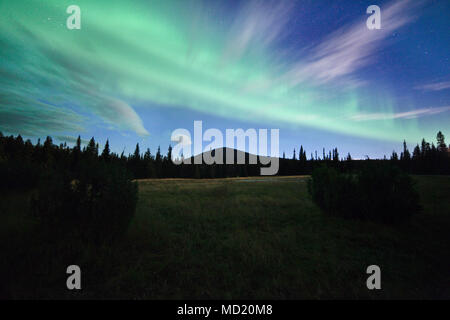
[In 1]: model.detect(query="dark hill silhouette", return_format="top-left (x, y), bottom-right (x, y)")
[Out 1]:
top-left (188, 147), bottom-right (273, 165)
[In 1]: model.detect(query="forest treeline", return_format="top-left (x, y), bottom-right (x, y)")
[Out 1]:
top-left (0, 131), bottom-right (138, 245)
top-left (0, 130), bottom-right (448, 190)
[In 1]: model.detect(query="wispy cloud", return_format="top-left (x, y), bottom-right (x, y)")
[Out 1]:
top-left (97, 97), bottom-right (149, 137)
top-left (282, 0), bottom-right (422, 87)
top-left (222, 0), bottom-right (293, 63)
top-left (349, 106), bottom-right (450, 121)
top-left (0, 97), bottom-right (85, 136)
top-left (414, 81), bottom-right (450, 92)
top-left (0, 24), bottom-right (149, 138)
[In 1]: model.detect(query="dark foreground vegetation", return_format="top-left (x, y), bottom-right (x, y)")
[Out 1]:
top-left (0, 132), bottom-right (138, 245)
top-left (308, 164), bottom-right (421, 224)
top-left (0, 176), bottom-right (449, 299)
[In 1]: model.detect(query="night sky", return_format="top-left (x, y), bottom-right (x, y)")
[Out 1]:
top-left (0, 0), bottom-right (449, 159)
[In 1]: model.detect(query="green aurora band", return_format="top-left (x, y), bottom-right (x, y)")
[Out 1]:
top-left (0, 0), bottom-right (442, 143)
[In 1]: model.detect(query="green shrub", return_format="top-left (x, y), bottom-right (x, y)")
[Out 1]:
top-left (308, 164), bottom-right (421, 224)
top-left (31, 163), bottom-right (138, 245)
top-left (0, 159), bottom-right (40, 192)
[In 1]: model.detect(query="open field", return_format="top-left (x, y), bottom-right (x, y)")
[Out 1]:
top-left (1, 175), bottom-right (449, 299)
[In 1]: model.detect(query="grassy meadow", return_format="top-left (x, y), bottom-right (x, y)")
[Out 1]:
top-left (1, 175), bottom-right (449, 299)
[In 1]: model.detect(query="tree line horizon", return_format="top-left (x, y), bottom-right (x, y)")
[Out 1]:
top-left (0, 130), bottom-right (448, 186)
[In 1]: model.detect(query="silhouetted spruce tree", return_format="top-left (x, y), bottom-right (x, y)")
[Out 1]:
top-left (133, 143), bottom-right (140, 160)
top-left (43, 136), bottom-right (52, 149)
top-left (412, 144), bottom-right (421, 160)
top-left (71, 135), bottom-right (82, 170)
top-left (165, 145), bottom-right (174, 177)
top-left (86, 137), bottom-right (97, 158)
top-left (290, 148), bottom-right (296, 174)
top-left (75, 136), bottom-right (81, 152)
top-left (391, 151), bottom-right (399, 161)
top-left (437, 131), bottom-right (446, 152)
top-left (421, 138), bottom-right (430, 159)
top-left (101, 139), bottom-right (111, 161)
top-left (42, 136), bottom-right (55, 167)
top-left (436, 131), bottom-right (448, 174)
top-left (155, 146), bottom-right (162, 178)
top-left (298, 145), bottom-right (307, 173)
top-left (401, 140), bottom-right (411, 161)
top-left (144, 148), bottom-right (151, 161)
top-left (143, 148), bottom-right (156, 178)
top-left (130, 143), bottom-right (142, 178)
top-left (333, 148), bottom-right (339, 162)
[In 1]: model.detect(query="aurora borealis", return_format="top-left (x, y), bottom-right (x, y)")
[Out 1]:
top-left (0, 0), bottom-right (449, 158)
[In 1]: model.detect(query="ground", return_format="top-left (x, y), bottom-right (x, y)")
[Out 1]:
top-left (1, 175), bottom-right (449, 299)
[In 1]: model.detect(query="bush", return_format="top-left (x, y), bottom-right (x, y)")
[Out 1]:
top-left (0, 159), bottom-right (40, 192)
top-left (308, 163), bottom-right (421, 224)
top-left (31, 162), bottom-right (138, 245)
